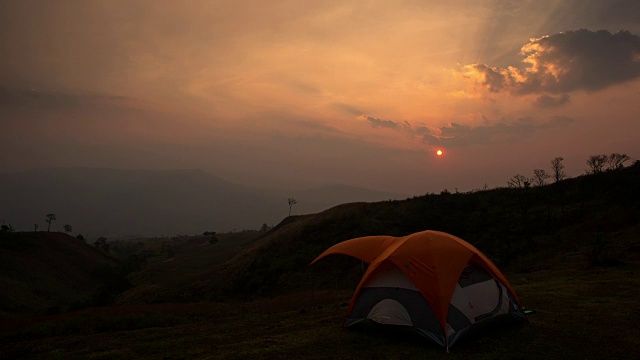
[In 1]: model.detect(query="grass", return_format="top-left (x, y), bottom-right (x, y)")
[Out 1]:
top-left (113, 231), bottom-right (262, 304)
top-left (2, 254), bottom-right (639, 360)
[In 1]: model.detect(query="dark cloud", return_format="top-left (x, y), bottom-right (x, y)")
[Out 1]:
top-left (359, 114), bottom-right (413, 131)
top-left (535, 94), bottom-right (571, 108)
top-left (469, 1), bottom-right (640, 68)
top-left (422, 116), bottom-right (574, 148)
top-left (414, 126), bottom-right (431, 135)
top-left (595, 0), bottom-right (640, 26)
top-left (363, 115), bottom-right (401, 129)
top-left (356, 111), bottom-right (573, 150)
top-left (461, 29), bottom-right (640, 98)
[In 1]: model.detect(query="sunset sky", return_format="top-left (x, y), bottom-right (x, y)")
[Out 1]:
top-left (2, 0), bottom-right (639, 195)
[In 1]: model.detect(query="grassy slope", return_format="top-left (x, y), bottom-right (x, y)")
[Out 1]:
top-left (1, 165), bottom-right (639, 358)
top-left (212, 163), bottom-right (640, 300)
top-left (1, 250), bottom-right (638, 360)
top-left (113, 230), bottom-right (265, 304)
top-left (0, 232), bottom-right (118, 320)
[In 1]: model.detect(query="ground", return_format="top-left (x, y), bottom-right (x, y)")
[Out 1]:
top-left (2, 253), bottom-right (638, 359)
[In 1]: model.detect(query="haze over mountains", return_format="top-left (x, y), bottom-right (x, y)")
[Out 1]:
top-left (0, 168), bottom-right (406, 237)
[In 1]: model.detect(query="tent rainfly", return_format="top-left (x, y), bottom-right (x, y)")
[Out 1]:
top-left (311, 230), bottom-right (528, 350)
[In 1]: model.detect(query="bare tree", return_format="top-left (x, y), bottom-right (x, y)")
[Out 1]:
top-left (586, 154), bottom-right (608, 174)
top-left (45, 213), bottom-right (56, 232)
top-left (34, 223), bottom-right (39, 232)
top-left (551, 157), bottom-right (566, 183)
top-left (532, 169), bottom-right (550, 186)
top-left (288, 198), bottom-right (297, 216)
top-left (607, 153), bottom-right (630, 170)
top-left (508, 174), bottom-right (530, 188)
top-left (64, 224), bottom-right (72, 234)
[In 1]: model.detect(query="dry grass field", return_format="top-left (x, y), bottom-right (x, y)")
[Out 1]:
top-left (2, 235), bottom-right (639, 360)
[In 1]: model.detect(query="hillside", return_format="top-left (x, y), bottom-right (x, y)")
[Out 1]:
top-left (114, 162), bottom-right (640, 304)
top-left (112, 231), bottom-right (265, 304)
top-left (293, 184), bottom-right (405, 214)
top-left (211, 162), bottom-right (640, 299)
top-left (0, 232), bottom-right (120, 320)
top-left (0, 168), bottom-right (405, 237)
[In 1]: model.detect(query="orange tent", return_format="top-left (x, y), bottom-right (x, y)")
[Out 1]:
top-left (311, 230), bottom-right (526, 349)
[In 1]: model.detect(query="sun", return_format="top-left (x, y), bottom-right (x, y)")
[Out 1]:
top-left (436, 149), bottom-right (443, 156)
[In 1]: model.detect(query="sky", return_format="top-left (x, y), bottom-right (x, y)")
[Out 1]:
top-left (1, 0), bottom-right (639, 195)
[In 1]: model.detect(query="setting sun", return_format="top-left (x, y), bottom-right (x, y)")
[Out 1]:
top-left (436, 150), bottom-right (443, 156)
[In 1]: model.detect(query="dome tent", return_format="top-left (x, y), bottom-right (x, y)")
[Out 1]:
top-left (311, 230), bottom-right (527, 350)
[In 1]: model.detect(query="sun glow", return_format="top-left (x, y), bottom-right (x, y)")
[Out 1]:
top-left (436, 149), bottom-right (443, 156)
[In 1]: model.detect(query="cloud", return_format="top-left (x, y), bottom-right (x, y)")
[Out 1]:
top-left (535, 94), bottom-right (571, 108)
top-left (358, 114), bottom-right (414, 131)
top-left (421, 115), bottom-right (574, 148)
top-left (414, 126), bottom-right (432, 136)
top-left (459, 29), bottom-right (640, 98)
top-left (360, 114), bottom-right (401, 129)
top-left (355, 111), bottom-right (573, 150)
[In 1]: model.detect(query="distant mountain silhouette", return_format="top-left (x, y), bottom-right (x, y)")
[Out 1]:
top-left (0, 168), bottom-right (406, 237)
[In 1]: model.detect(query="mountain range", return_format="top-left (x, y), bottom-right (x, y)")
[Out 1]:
top-left (0, 168), bottom-right (406, 237)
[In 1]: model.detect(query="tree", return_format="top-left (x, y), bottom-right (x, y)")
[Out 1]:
top-left (508, 174), bottom-right (530, 188)
top-left (34, 223), bottom-right (39, 232)
top-left (64, 224), bottom-right (72, 234)
top-left (1, 220), bottom-right (14, 232)
top-left (532, 169), bottom-right (550, 186)
top-left (509, 175), bottom-right (534, 249)
top-left (288, 198), bottom-right (297, 216)
top-left (260, 223), bottom-right (271, 232)
top-left (94, 236), bottom-right (110, 253)
top-left (551, 157), bottom-right (566, 183)
top-left (76, 234), bottom-right (85, 242)
top-left (607, 153), bottom-right (630, 170)
top-left (586, 154), bottom-right (608, 174)
top-left (203, 231), bottom-right (218, 244)
top-left (45, 213), bottom-right (56, 232)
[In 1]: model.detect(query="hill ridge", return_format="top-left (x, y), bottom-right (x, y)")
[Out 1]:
top-left (0, 232), bottom-right (120, 319)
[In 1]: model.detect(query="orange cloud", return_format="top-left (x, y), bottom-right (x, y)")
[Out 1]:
top-left (458, 29), bottom-right (640, 105)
